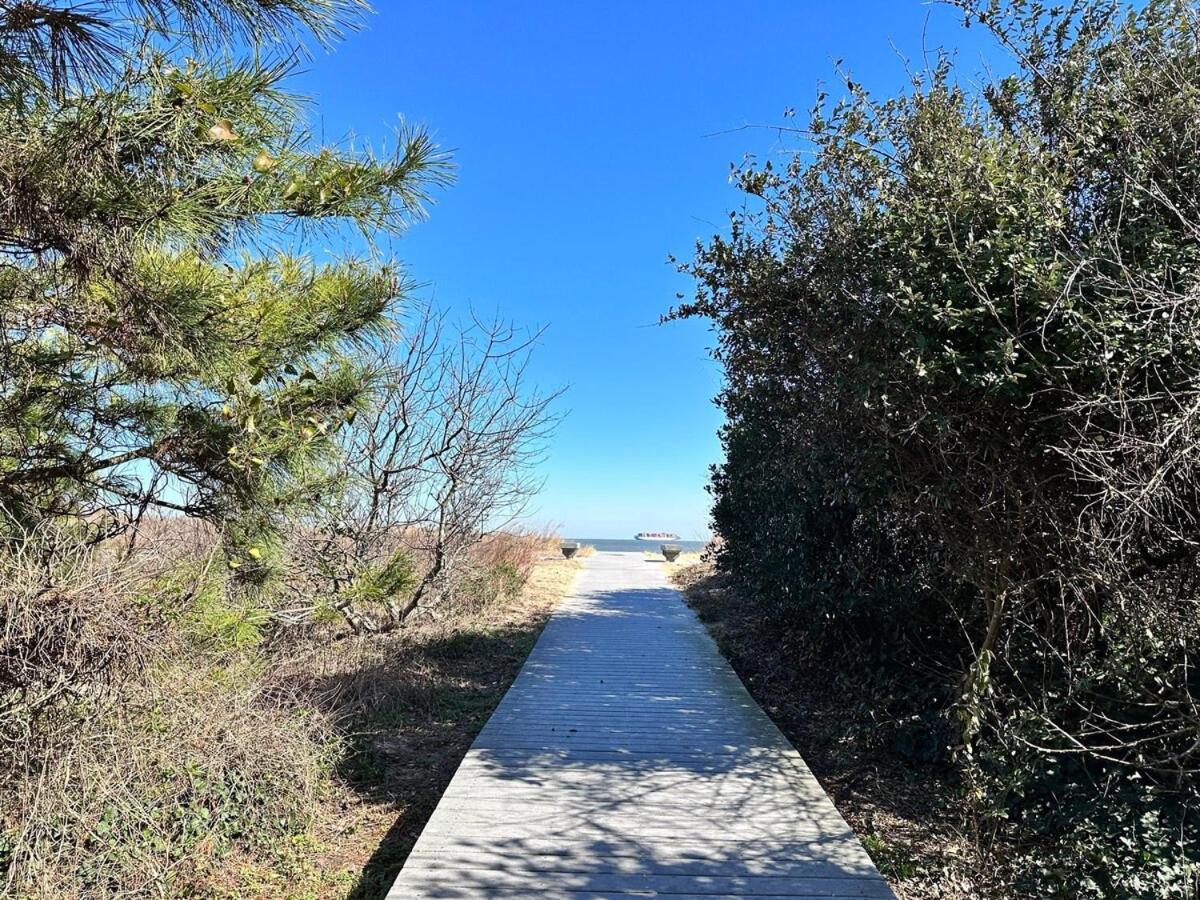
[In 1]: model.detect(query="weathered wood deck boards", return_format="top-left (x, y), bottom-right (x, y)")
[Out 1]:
top-left (386, 551), bottom-right (895, 899)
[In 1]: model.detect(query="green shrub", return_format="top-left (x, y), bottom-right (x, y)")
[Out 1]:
top-left (489, 562), bottom-right (526, 601)
top-left (1013, 777), bottom-right (1198, 899)
top-left (348, 549), bottom-right (418, 607)
top-left (672, 0), bottom-right (1200, 892)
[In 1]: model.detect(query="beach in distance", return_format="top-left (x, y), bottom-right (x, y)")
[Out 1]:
top-left (570, 538), bottom-right (709, 553)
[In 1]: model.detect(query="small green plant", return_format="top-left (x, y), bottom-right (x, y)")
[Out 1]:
top-left (136, 558), bottom-right (224, 618)
top-left (0, 826), bottom-right (14, 882)
top-left (188, 595), bottom-right (272, 651)
top-left (348, 550), bottom-right (417, 607)
top-left (861, 833), bottom-right (919, 881)
top-left (489, 562), bottom-right (525, 600)
top-left (78, 763), bottom-right (305, 892)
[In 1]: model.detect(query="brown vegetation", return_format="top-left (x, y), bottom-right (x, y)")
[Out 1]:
top-left (1, 525), bottom-right (576, 897)
top-left (0, 4), bottom-right (568, 897)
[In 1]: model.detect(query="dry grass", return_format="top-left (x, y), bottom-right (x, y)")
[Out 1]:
top-left (470, 528), bottom-right (560, 580)
top-left (672, 560), bottom-right (1003, 900)
top-left (276, 554), bottom-right (582, 899)
top-left (1, 523), bottom-right (581, 899)
top-left (11, 662), bottom-right (336, 898)
top-left (1, 520), bottom-right (336, 897)
top-left (642, 549), bottom-right (702, 566)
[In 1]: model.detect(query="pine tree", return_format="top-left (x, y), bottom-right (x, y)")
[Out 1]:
top-left (0, 2), bottom-right (452, 577)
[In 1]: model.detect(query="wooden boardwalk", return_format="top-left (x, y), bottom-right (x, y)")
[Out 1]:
top-left (386, 551), bottom-right (895, 899)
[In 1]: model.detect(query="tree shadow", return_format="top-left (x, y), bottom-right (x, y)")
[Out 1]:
top-left (359, 554), bottom-right (894, 898)
top-left (385, 744), bottom-right (893, 898)
top-left (681, 567), bottom-right (967, 884)
top-left (304, 618), bottom-right (555, 900)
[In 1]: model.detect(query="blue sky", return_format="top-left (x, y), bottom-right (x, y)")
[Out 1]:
top-left (290, 1), bottom-right (1001, 539)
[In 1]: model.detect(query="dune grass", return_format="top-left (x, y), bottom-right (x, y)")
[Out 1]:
top-left (2, 530), bottom-right (580, 898)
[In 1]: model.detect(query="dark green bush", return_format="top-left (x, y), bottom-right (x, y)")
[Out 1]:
top-left (674, 0), bottom-right (1200, 892)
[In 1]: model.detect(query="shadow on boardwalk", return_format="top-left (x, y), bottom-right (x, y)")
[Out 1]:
top-left (378, 554), bottom-right (894, 898)
top-left (389, 747), bottom-right (887, 897)
top-left (322, 622), bottom-right (556, 900)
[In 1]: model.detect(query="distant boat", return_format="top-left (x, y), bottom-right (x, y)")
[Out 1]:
top-left (635, 531), bottom-right (679, 541)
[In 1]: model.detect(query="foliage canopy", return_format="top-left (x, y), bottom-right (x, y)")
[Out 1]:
top-left (674, 1), bottom-right (1200, 893)
top-left (0, 1), bottom-right (452, 575)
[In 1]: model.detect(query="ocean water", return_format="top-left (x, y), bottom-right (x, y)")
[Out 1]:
top-left (568, 537), bottom-right (709, 553)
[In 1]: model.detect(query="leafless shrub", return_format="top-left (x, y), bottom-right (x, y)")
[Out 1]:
top-left (285, 304), bottom-right (562, 632)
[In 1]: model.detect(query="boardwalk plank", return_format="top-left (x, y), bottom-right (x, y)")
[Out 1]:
top-left (385, 552), bottom-right (894, 899)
